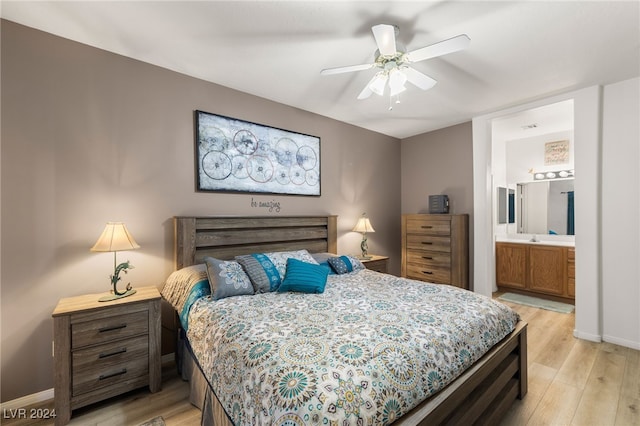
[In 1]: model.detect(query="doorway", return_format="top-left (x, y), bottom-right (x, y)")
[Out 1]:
top-left (472, 86), bottom-right (602, 343)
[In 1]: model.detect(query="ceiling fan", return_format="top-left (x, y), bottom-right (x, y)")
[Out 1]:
top-left (321, 24), bottom-right (470, 103)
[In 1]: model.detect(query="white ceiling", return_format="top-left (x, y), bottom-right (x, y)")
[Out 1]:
top-left (2, 1), bottom-right (639, 139)
top-left (492, 99), bottom-right (574, 142)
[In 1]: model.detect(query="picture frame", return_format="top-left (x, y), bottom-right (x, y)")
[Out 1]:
top-left (195, 110), bottom-right (321, 196)
top-left (544, 139), bottom-right (569, 166)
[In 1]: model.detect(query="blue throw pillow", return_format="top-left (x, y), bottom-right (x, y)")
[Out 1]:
top-left (236, 250), bottom-right (318, 293)
top-left (327, 255), bottom-right (365, 274)
top-left (279, 258), bottom-right (329, 294)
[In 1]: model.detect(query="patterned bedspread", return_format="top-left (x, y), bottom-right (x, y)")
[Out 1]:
top-left (186, 269), bottom-right (519, 425)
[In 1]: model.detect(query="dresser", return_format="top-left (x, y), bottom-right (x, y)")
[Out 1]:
top-left (52, 286), bottom-right (161, 425)
top-left (401, 214), bottom-right (469, 289)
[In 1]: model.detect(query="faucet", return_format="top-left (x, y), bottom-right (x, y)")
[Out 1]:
top-left (530, 234), bottom-right (538, 242)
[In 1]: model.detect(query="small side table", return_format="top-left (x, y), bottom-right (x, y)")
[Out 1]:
top-left (360, 255), bottom-right (389, 273)
top-left (52, 286), bottom-right (161, 425)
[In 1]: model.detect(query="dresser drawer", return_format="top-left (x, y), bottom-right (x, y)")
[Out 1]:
top-left (72, 310), bottom-right (149, 349)
top-left (406, 250), bottom-right (450, 268)
top-left (406, 235), bottom-right (451, 253)
top-left (72, 348), bottom-right (149, 396)
top-left (406, 264), bottom-right (451, 284)
top-left (406, 218), bottom-right (451, 235)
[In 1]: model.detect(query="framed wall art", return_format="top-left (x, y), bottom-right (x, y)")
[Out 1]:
top-left (544, 139), bottom-right (569, 166)
top-left (195, 110), bottom-right (321, 196)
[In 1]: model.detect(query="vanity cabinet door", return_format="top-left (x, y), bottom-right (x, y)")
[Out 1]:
top-left (496, 243), bottom-right (528, 289)
top-left (528, 245), bottom-right (566, 296)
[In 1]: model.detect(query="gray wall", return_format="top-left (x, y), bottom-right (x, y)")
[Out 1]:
top-left (1, 21), bottom-right (401, 401)
top-left (400, 122), bottom-right (473, 215)
top-left (400, 122), bottom-right (474, 287)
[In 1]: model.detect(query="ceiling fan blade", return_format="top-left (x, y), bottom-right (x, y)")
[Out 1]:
top-left (357, 85), bottom-right (373, 100)
top-left (402, 67), bottom-right (437, 91)
top-left (357, 74), bottom-right (381, 99)
top-left (371, 24), bottom-right (397, 57)
top-left (405, 34), bottom-right (471, 63)
top-left (320, 63), bottom-right (375, 76)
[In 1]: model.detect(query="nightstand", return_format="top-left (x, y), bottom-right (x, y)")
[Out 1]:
top-left (360, 255), bottom-right (389, 273)
top-left (52, 286), bottom-right (161, 425)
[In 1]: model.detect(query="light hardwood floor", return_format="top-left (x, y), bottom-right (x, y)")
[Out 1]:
top-left (498, 295), bottom-right (639, 426)
top-left (5, 297), bottom-right (639, 425)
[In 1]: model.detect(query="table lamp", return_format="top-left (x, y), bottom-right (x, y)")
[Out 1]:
top-left (352, 213), bottom-right (375, 259)
top-left (90, 222), bottom-right (140, 302)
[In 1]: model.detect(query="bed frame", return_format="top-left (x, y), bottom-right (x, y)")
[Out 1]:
top-left (173, 215), bottom-right (527, 425)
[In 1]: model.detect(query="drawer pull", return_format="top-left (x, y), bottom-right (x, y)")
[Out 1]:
top-left (99, 324), bottom-right (127, 333)
top-left (422, 271), bottom-right (434, 275)
top-left (99, 369), bottom-right (127, 380)
top-left (422, 256), bottom-right (433, 260)
top-left (421, 225), bottom-right (434, 229)
top-left (98, 348), bottom-right (127, 359)
top-left (421, 242), bottom-right (433, 245)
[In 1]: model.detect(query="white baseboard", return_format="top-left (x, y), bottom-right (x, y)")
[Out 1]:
top-left (1, 353), bottom-right (176, 411)
top-left (0, 388), bottom-right (54, 411)
top-left (603, 334), bottom-right (640, 350)
top-left (573, 329), bottom-right (602, 342)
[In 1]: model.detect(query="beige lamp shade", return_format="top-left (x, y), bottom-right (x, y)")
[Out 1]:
top-left (352, 217), bottom-right (375, 234)
top-left (90, 222), bottom-right (140, 252)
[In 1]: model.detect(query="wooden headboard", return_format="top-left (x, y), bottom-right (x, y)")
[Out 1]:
top-left (174, 215), bottom-right (338, 269)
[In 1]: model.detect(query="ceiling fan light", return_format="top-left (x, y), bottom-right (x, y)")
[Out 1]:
top-left (389, 69), bottom-right (407, 96)
top-left (369, 73), bottom-right (388, 96)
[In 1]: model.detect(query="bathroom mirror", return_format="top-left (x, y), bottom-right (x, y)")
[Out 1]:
top-left (497, 187), bottom-right (507, 224)
top-left (515, 178), bottom-right (574, 235)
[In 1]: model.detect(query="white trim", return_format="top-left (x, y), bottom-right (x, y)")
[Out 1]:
top-left (0, 389), bottom-right (54, 411)
top-left (603, 335), bottom-right (640, 351)
top-left (472, 86), bottom-right (602, 343)
top-left (573, 329), bottom-right (601, 343)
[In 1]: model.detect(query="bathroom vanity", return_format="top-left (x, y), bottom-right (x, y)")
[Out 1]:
top-left (496, 240), bottom-right (575, 302)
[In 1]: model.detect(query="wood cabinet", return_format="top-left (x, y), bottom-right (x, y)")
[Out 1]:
top-left (567, 247), bottom-right (575, 297)
top-left (52, 287), bottom-right (161, 425)
top-left (360, 254), bottom-right (389, 273)
top-left (401, 214), bottom-right (469, 289)
top-left (496, 242), bottom-right (574, 302)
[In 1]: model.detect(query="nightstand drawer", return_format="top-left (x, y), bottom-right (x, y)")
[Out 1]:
top-left (363, 259), bottom-right (387, 273)
top-left (72, 350), bottom-right (149, 396)
top-left (72, 335), bottom-right (148, 380)
top-left (72, 310), bottom-right (149, 349)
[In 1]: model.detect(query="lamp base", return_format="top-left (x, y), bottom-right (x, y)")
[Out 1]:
top-left (98, 288), bottom-right (137, 302)
top-left (358, 255), bottom-right (372, 260)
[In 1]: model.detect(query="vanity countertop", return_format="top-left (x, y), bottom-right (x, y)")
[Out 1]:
top-left (495, 237), bottom-right (575, 247)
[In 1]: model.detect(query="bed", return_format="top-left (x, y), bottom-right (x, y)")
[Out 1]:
top-left (164, 215), bottom-right (527, 425)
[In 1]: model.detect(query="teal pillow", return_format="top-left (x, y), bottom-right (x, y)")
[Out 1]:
top-left (327, 255), bottom-right (365, 274)
top-left (279, 258), bottom-right (329, 294)
top-left (236, 249), bottom-right (318, 293)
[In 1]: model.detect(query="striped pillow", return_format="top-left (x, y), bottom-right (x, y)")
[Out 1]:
top-left (236, 249), bottom-right (318, 293)
top-left (278, 258), bottom-right (329, 294)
